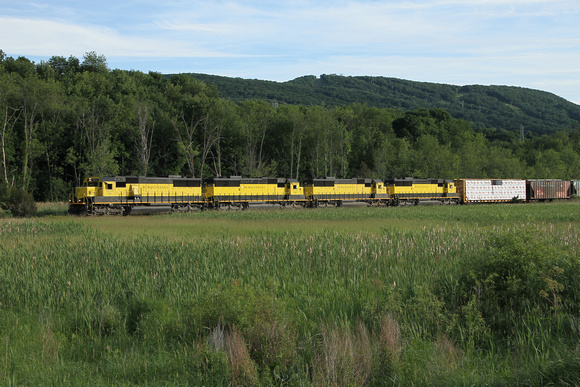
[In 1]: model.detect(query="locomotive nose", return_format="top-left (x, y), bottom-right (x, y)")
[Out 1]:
top-left (75, 187), bottom-right (94, 201)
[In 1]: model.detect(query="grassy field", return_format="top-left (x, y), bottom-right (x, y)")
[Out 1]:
top-left (1, 202), bottom-right (579, 385)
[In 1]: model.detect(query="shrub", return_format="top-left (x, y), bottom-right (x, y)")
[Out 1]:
top-left (95, 302), bottom-right (123, 336)
top-left (190, 343), bottom-right (231, 385)
top-left (1, 186), bottom-right (37, 217)
top-left (443, 228), bottom-right (577, 340)
top-left (190, 285), bottom-right (298, 381)
top-left (137, 300), bottom-right (185, 344)
top-left (0, 183), bottom-right (9, 217)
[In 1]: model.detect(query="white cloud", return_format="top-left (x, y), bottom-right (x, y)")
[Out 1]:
top-left (1, 1), bottom-right (579, 103)
top-left (0, 17), bottom-right (239, 58)
top-left (155, 21), bottom-right (235, 35)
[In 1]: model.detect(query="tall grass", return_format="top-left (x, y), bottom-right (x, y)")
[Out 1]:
top-left (0, 202), bottom-right (578, 385)
top-left (35, 202), bottom-right (69, 217)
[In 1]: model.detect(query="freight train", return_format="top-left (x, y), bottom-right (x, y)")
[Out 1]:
top-left (68, 176), bottom-right (580, 215)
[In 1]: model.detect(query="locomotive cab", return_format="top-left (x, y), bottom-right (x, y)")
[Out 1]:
top-left (443, 180), bottom-right (455, 194)
top-left (443, 180), bottom-right (460, 200)
top-left (285, 179), bottom-right (306, 202)
top-left (371, 179), bottom-right (389, 199)
top-left (74, 177), bottom-right (103, 202)
top-left (68, 177), bottom-right (103, 215)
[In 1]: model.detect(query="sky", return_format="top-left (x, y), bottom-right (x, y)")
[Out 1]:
top-left (1, 0), bottom-right (579, 104)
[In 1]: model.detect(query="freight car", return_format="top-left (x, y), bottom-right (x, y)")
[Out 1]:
top-left (454, 179), bottom-right (526, 204)
top-left (526, 179), bottom-right (571, 201)
top-left (385, 178), bottom-right (459, 205)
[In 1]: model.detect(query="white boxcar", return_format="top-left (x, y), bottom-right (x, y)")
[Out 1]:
top-left (454, 179), bottom-right (526, 203)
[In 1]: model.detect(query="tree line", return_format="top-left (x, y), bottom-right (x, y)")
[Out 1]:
top-left (1, 51), bottom-right (579, 203)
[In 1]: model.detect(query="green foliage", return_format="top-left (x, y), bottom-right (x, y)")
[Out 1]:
top-left (0, 185), bottom-right (37, 217)
top-left (187, 73), bottom-right (580, 135)
top-left (442, 228), bottom-right (579, 342)
top-left (508, 355), bottom-right (580, 386)
top-left (0, 183), bottom-right (8, 216)
top-left (191, 284), bottom-right (298, 377)
top-left (81, 51), bottom-right (109, 74)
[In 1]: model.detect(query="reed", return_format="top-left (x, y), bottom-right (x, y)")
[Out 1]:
top-left (0, 202), bottom-right (578, 385)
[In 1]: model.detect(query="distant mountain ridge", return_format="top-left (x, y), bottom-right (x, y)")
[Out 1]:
top-left (184, 73), bottom-right (580, 135)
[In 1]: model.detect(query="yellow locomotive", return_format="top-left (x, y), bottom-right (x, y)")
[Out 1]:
top-left (203, 177), bottom-right (306, 209)
top-left (69, 176), bottom-right (203, 215)
top-left (385, 178), bottom-right (459, 205)
top-left (303, 177), bottom-right (388, 207)
top-left (68, 175), bottom-right (466, 215)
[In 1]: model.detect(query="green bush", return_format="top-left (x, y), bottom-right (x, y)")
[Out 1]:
top-left (444, 228), bottom-right (576, 339)
top-left (0, 183), bottom-right (9, 217)
top-left (191, 285), bottom-right (298, 380)
top-left (0, 186), bottom-right (37, 217)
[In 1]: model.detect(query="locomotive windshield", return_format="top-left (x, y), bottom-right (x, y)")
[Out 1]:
top-left (84, 178), bottom-right (101, 187)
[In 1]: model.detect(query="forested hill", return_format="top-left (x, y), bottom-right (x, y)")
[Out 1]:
top-left (185, 73), bottom-right (580, 135)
